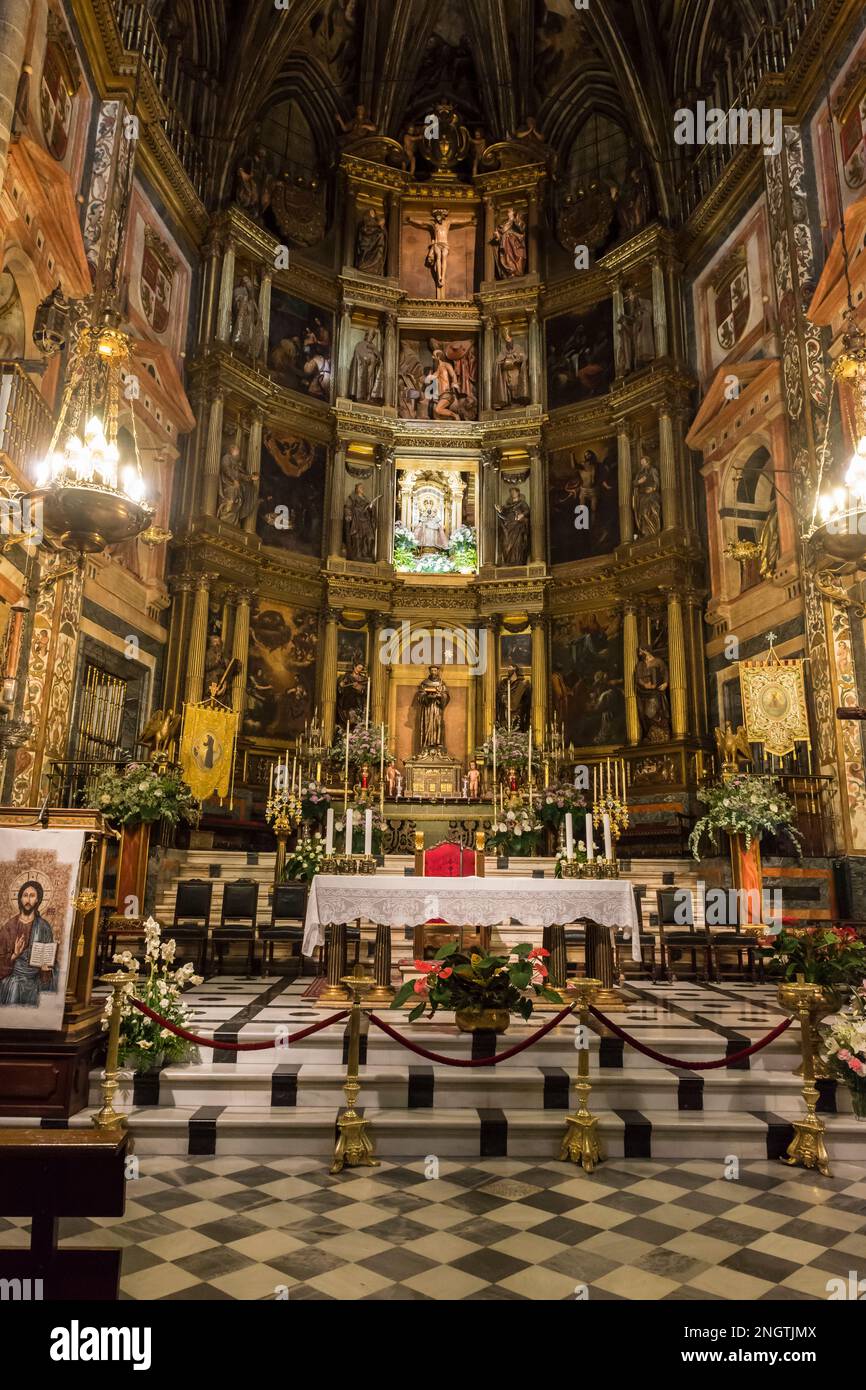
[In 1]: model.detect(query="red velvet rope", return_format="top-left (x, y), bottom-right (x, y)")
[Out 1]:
top-left (366, 1003), bottom-right (576, 1066)
top-left (127, 997), bottom-right (349, 1051)
top-left (589, 1006), bottom-right (793, 1069)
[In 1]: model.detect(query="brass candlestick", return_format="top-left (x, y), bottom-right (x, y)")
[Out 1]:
top-left (559, 978), bottom-right (602, 1171)
top-left (778, 977), bottom-right (832, 1177)
top-left (331, 966), bottom-right (379, 1173)
top-left (93, 971), bottom-right (137, 1131)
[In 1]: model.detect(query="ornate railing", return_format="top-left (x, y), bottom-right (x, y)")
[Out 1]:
top-left (676, 0), bottom-right (821, 222)
top-left (0, 363), bottom-right (53, 486)
top-left (47, 757), bottom-right (124, 809)
top-left (766, 773), bottom-right (835, 858)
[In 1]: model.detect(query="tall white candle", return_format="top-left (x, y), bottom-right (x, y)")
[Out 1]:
top-left (585, 812), bottom-right (594, 861)
top-left (603, 813), bottom-right (613, 860)
top-left (325, 808), bottom-right (334, 854)
top-left (345, 808), bottom-right (354, 856)
top-left (527, 725), bottom-right (532, 806)
top-left (565, 812), bottom-right (574, 858)
top-left (364, 808), bottom-right (373, 857)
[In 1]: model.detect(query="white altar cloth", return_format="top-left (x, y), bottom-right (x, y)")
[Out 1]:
top-left (302, 874), bottom-right (641, 960)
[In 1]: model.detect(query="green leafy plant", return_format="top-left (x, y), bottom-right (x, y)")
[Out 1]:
top-left (480, 725), bottom-right (530, 769)
top-left (394, 524), bottom-right (419, 570)
top-left (103, 916), bottom-right (201, 1071)
top-left (333, 808), bottom-right (384, 854)
top-left (447, 524), bottom-right (477, 573)
top-left (538, 784), bottom-right (586, 826)
top-left (689, 774), bottom-right (802, 858)
top-left (90, 760), bottom-right (199, 828)
top-left (756, 923), bottom-right (866, 988)
top-left (284, 832), bottom-right (327, 883)
top-left (330, 724), bottom-right (387, 768)
top-left (486, 808), bottom-right (542, 856)
top-left (391, 942), bottom-right (561, 1023)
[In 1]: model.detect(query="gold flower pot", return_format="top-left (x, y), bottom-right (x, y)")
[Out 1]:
top-left (455, 1007), bottom-right (510, 1034)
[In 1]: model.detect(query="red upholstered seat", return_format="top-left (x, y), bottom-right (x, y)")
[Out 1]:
top-left (423, 842), bottom-right (476, 878)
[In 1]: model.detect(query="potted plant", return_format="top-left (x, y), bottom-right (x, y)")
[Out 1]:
top-left (103, 916), bottom-right (202, 1072)
top-left (391, 941), bottom-right (561, 1032)
top-left (284, 831), bottom-right (327, 883)
top-left (333, 808), bottom-right (385, 855)
top-left (757, 923), bottom-right (866, 1024)
top-left (821, 980), bottom-right (866, 1120)
top-left (301, 781), bottom-right (331, 826)
top-left (689, 774), bottom-right (801, 925)
top-left (486, 808), bottom-right (542, 857)
top-left (539, 784), bottom-right (586, 828)
top-left (90, 760), bottom-right (200, 917)
top-left (554, 842), bottom-right (588, 877)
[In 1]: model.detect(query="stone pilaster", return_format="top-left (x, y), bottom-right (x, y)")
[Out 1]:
top-left (622, 602), bottom-right (640, 746)
top-left (666, 590), bottom-right (688, 739)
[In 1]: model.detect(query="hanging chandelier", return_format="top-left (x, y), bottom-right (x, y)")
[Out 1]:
top-left (31, 313), bottom-right (152, 554)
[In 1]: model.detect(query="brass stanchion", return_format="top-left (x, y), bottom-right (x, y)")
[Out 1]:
top-left (585, 920), bottom-right (629, 1011)
top-left (93, 972), bottom-right (136, 1131)
top-left (368, 922), bottom-right (394, 1004)
top-left (331, 965), bottom-right (379, 1174)
top-left (779, 977), bottom-right (831, 1177)
top-left (318, 921), bottom-right (351, 1004)
top-left (558, 977), bottom-right (602, 1171)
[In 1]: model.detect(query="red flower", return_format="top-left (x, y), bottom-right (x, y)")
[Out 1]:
top-left (528, 946), bottom-right (550, 960)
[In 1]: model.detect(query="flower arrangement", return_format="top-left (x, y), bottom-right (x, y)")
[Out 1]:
top-left (391, 942), bottom-right (561, 1023)
top-left (90, 760), bottom-right (200, 828)
top-left (689, 774), bottom-right (802, 858)
top-left (756, 923), bottom-right (866, 988)
top-left (284, 832), bottom-right (327, 883)
top-left (330, 724), bottom-right (386, 767)
top-left (553, 843), bottom-right (588, 877)
top-left (102, 916), bottom-right (202, 1072)
top-left (447, 524), bottom-right (477, 573)
top-left (392, 524), bottom-right (478, 575)
top-left (393, 523), bottom-right (418, 570)
top-left (301, 781), bottom-right (331, 824)
top-left (480, 726), bottom-right (530, 768)
top-left (486, 808), bottom-right (542, 856)
top-left (415, 551), bottom-right (457, 574)
top-left (821, 980), bottom-right (866, 1118)
top-left (538, 784), bottom-right (586, 826)
top-left (333, 807), bottom-right (385, 854)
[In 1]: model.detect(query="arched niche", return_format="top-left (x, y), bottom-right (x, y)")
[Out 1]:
top-left (719, 440), bottom-right (776, 597)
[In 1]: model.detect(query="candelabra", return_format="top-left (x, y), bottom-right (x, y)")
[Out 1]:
top-left (592, 757), bottom-right (629, 857)
top-left (266, 786), bottom-right (302, 886)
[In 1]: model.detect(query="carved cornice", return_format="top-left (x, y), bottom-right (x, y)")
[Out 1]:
top-left (399, 298), bottom-right (480, 326)
top-left (543, 399), bottom-right (614, 449)
top-left (474, 165), bottom-right (548, 196)
top-left (339, 272), bottom-right (404, 314)
top-left (210, 207), bottom-right (283, 265)
top-left (272, 258), bottom-right (340, 311)
top-left (541, 268), bottom-right (611, 319)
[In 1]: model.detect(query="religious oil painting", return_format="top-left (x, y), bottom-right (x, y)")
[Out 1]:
top-left (551, 610), bottom-right (625, 747)
top-left (245, 602), bottom-right (318, 740)
top-left (0, 829), bottom-right (86, 1032)
top-left (398, 335), bottom-right (478, 421)
top-left (337, 627), bottom-right (368, 668)
top-left (256, 428), bottom-right (326, 558)
top-left (548, 438), bottom-right (619, 564)
top-left (267, 290), bottom-right (333, 400)
top-left (500, 631), bottom-right (532, 668)
top-left (545, 301), bottom-right (614, 409)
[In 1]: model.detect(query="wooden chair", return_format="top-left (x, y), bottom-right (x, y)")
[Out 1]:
top-left (655, 887), bottom-right (712, 982)
top-left (617, 886), bottom-right (658, 979)
top-left (703, 891), bottom-right (760, 982)
top-left (211, 879), bottom-right (258, 976)
top-left (258, 881), bottom-right (309, 977)
top-left (413, 840), bottom-right (489, 959)
top-left (172, 879), bottom-right (213, 974)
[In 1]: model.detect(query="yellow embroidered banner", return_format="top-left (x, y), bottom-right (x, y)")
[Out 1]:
top-left (739, 652), bottom-right (810, 757)
top-left (180, 701), bottom-right (238, 803)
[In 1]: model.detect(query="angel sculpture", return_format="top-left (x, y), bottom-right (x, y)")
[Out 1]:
top-left (714, 722), bottom-right (752, 776)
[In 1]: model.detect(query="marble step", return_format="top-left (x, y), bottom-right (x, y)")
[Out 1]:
top-left (58, 1104), bottom-right (866, 1160)
top-left (88, 1062), bottom-right (851, 1116)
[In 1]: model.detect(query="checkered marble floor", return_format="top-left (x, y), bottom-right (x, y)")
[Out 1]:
top-left (2, 1155), bottom-right (864, 1300)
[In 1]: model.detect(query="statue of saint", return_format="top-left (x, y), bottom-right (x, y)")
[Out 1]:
top-left (232, 275), bottom-right (264, 360)
top-left (354, 209), bottom-right (387, 276)
top-left (336, 104), bottom-right (377, 143)
top-left (347, 331), bottom-right (384, 404)
top-left (492, 332), bottom-right (530, 410)
top-left (616, 284), bottom-right (655, 376)
top-left (413, 498), bottom-right (448, 550)
top-left (631, 453), bottom-right (662, 538)
top-left (635, 647), bottom-right (671, 743)
top-left (398, 343), bottom-right (424, 418)
top-left (416, 665), bottom-right (450, 752)
top-left (404, 208), bottom-right (475, 299)
top-left (496, 665), bottom-right (531, 731)
top-left (217, 444), bottom-right (257, 526)
top-left (343, 483), bottom-right (377, 561)
top-left (496, 487), bottom-right (531, 566)
top-left (617, 163), bottom-right (651, 239)
top-left (336, 663), bottom-right (369, 728)
top-left (490, 207), bottom-right (527, 279)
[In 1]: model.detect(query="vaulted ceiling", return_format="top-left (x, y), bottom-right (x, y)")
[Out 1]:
top-left (150, 0), bottom-right (785, 215)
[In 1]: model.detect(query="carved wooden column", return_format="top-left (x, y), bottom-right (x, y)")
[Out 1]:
top-left (336, 301), bottom-right (353, 398)
top-left (617, 426), bottom-right (633, 544)
top-left (215, 239), bottom-right (236, 342)
top-left (376, 444), bottom-right (394, 563)
top-left (321, 608), bottom-right (340, 745)
top-left (529, 445), bottom-right (546, 564)
top-left (244, 409), bottom-right (263, 534)
top-left (199, 390), bottom-right (224, 515)
top-left (483, 198), bottom-right (496, 282)
top-left (258, 271), bottom-right (273, 357)
top-left (370, 615), bottom-right (389, 725)
top-left (198, 232), bottom-right (221, 347)
top-left (480, 448), bottom-right (499, 568)
top-left (528, 308), bottom-right (543, 405)
top-left (164, 576), bottom-right (194, 715)
top-left (328, 446), bottom-right (346, 558)
top-left (666, 590), bottom-right (688, 739)
top-left (622, 602), bottom-right (640, 746)
top-left (383, 313), bottom-right (397, 408)
top-left (658, 409), bottom-right (679, 530)
top-left (482, 615), bottom-right (500, 734)
top-left (612, 280), bottom-right (625, 378)
top-left (530, 615), bottom-right (548, 745)
top-left (685, 588), bottom-right (708, 738)
top-left (482, 317), bottom-right (495, 413)
top-left (651, 256), bottom-right (668, 359)
top-left (185, 575), bottom-right (213, 704)
top-left (387, 192), bottom-right (400, 279)
top-left (230, 588), bottom-right (252, 717)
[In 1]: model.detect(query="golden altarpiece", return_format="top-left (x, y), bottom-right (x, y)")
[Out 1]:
top-left (166, 105), bottom-right (708, 848)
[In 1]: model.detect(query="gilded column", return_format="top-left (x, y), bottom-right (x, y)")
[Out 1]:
top-left (376, 444), bottom-right (395, 563)
top-left (529, 446), bottom-right (546, 564)
top-left (328, 446), bottom-right (346, 558)
top-left (387, 192), bottom-right (400, 279)
top-left (658, 409), bottom-right (678, 530)
top-left (480, 448), bottom-right (499, 568)
top-left (244, 409), bottom-right (263, 535)
top-left (482, 615), bottom-right (500, 734)
top-left (617, 426), bottom-right (633, 544)
top-left (215, 240), bottom-right (236, 342)
top-left (198, 234), bottom-right (221, 347)
top-left (482, 316), bottom-right (495, 413)
top-left (666, 590), bottom-right (688, 739)
top-left (230, 588), bottom-right (252, 717)
top-left (528, 308), bottom-right (543, 405)
top-left (651, 257), bottom-right (668, 359)
top-left (527, 191), bottom-right (540, 276)
top-left (321, 607), bottom-right (340, 744)
top-left (483, 198), bottom-right (495, 282)
top-left (336, 301), bottom-right (353, 398)
top-left (185, 575), bottom-right (213, 705)
top-left (383, 313), bottom-right (397, 409)
top-left (530, 615), bottom-right (548, 745)
top-left (199, 390), bottom-right (224, 515)
top-left (164, 576), bottom-right (193, 714)
top-left (622, 602), bottom-right (640, 746)
top-left (612, 281), bottom-right (624, 378)
top-left (342, 182), bottom-right (356, 269)
top-left (258, 271), bottom-right (273, 355)
top-left (685, 589), bottom-right (708, 737)
top-left (370, 615), bottom-right (388, 724)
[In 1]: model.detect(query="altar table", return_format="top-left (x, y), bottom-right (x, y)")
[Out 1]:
top-left (302, 874), bottom-right (641, 962)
